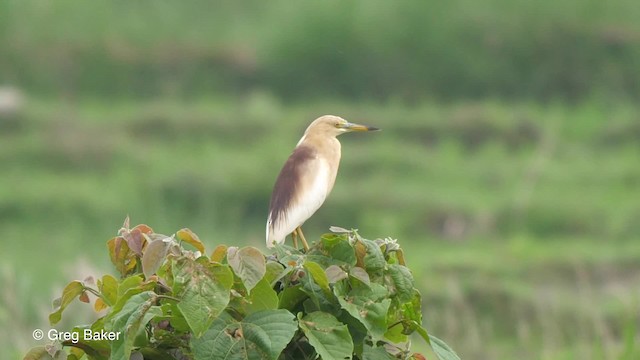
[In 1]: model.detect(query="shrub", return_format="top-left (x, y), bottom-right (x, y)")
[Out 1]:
top-left (25, 218), bottom-right (459, 360)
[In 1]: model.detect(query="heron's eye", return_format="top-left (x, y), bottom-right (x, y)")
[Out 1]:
top-left (335, 122), bottom-right (341, 127)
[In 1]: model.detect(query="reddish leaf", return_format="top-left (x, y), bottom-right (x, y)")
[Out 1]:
top-left (354, 241), bottom-right (367, 268)
top-left (132, 224), bottom-right (154, 234)
top-left (79, 291), bottom-right (90, 303)
top-left (107, 236), bottom-right (137, 276)
top-left (142, 237), bottom-right (170, 279)
top-left (123, 228), bottom-right (146, 256)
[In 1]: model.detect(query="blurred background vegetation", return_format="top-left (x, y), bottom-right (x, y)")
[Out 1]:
top-left (1, 0), bottom-right (639, 359)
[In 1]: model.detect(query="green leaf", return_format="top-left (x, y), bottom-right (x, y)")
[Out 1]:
top-left (109, 275), bottom-right (156, 316)
top-left (176, 228), bottom-right (205, 253)
top-left (407, 321), bottom-right (431, 345)
top-left (162, 302), bottom-right (190, 332)
top-left (297, 311), bottom-right (353, 360)
top-left (402, 290), bottom-right (423, 328)
top-left (98, 274), bottom-right (118, 306)
top-left (277, 284), bottom-right (307, 311)
top-left (360, 239), bottom-right (386, 273)
top-left (117, 275), bottom-right (144, 299)
top-left (350, 267), bottom-right (370, 286)
top-left (383, 321), bottom-right (407, 343)
top-left (334, 281), bottom-right (390, 341)
top-left (246, 277), bottom-right (278, 314)
top-left (362, 343), bottom-right (395, 360)
top-left (173, 257), bottom-right (233, 337)
top-left (264, 261), bottom-right (286, 285)
top-left (321, 234), bottom-right (357, 266)
top-left (49, 280), bottom-right (84, 325)
top-left (191, 309), bottom-right (297, 360)
top-left (299, 266), bottom-right (333, 311)
top-left (338, 312), bottom-right (368, 356)
top-left (386, 264), bottom-right (415, 303)
top-left (320, 233), bottom-right (346, 247)
top-left (109, 291), bottom-right (161, 360)
top-left (303, 261), bottom-right (331, 297)
top-left (385, 290), bottom-right (423, 341)
top-left (142, 237), bottom-right (170, 279)
top-left (228, 246), bottom-right (266, 292)
top-left (429, 335), bottom-right (461, 360)
top-left (68, 347), bottom-right (85, 360)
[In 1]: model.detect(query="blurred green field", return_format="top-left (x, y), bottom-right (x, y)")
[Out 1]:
top-left (2, 98), bottom-right (639, 359)
top-left (2, 0), bottom-right (640, 102)
top-left (2, 0), bottom-right (640, 359)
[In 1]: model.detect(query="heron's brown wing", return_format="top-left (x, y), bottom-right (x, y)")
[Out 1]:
top-left (268, 145), bottom-right (316, 233)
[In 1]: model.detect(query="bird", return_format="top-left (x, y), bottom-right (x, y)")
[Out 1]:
top-left (266, 115), bottom-right (379, 250)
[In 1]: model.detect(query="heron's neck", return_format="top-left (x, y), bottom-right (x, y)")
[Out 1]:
top-left (297, 134), bottom-right (341, 163)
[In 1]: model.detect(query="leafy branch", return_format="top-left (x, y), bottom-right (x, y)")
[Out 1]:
top-left (25, 219), bottom-right (460, 360)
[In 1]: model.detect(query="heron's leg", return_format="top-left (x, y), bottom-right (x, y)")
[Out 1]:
top-left (291, 229), bottom-right (299, 249)
top-left (297, 226), bottom-right (310, 251)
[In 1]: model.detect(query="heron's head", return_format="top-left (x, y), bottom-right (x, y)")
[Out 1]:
top-left (305, 115), bottom-right (380, 137)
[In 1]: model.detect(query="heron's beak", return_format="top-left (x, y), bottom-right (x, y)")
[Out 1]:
top-left (342, 122), bottom-right (380, 132)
